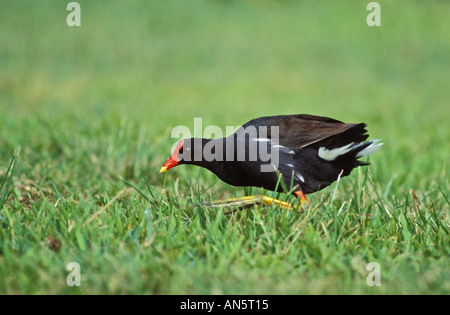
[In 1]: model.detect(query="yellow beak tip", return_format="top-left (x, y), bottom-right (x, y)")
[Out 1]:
top-left (159, 166), bottom-right (168, 174)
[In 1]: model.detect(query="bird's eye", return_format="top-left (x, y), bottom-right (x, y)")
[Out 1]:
top-left (178, 146), bottom-right (183, 155)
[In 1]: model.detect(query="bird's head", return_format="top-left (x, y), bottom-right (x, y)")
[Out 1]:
top-left (159, 138), bottom-right (207, 173)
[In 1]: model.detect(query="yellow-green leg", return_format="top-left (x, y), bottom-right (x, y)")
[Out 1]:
top-left (202, 194), bottom-right (307, 211)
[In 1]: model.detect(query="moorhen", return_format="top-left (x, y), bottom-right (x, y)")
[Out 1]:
top-left (160, 114), bottom-right (382, 209)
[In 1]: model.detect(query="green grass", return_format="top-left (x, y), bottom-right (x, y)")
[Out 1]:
top-left (0, 0), bottom-right (448, 294)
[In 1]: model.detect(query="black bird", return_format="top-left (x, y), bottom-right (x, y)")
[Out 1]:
top-left (160, 114), bottom-right (382, 208)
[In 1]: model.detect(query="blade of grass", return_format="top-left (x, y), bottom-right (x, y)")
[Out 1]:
top-left (0, 148), bottom-right (20, 210)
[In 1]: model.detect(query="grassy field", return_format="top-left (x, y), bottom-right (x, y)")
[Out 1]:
top-left (0, 0), bottom-right (448, 294)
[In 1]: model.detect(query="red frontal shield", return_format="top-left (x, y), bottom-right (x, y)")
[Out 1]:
top-left (160, 140), bottom-right (184, 173)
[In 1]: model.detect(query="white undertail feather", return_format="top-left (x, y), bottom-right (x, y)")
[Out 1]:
top-left (356, 139), bottom-right (383, 157)
top-left (318, 139), bottom-right (383, 161)
top-left (318, 143), bottom-right (354, 161)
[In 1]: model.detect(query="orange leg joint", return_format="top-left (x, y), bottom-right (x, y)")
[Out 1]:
top-left (294, 191), bottom-right (309, 204)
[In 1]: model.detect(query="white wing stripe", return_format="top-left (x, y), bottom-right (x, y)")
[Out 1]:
top-left (318, 143), bottom-right (354, 161)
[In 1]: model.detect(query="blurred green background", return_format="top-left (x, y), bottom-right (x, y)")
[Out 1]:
top-left (1, 0), bottom-right (448, 186)
top-left (0, 0), bottom-right (448, 294)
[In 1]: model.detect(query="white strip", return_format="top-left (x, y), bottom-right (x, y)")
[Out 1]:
top-left (272, 144), bottom-right (295, 155)
top-left (356, 139), bottom-right (384, 157)
top-left (318, 143), bottom-right (354, 161)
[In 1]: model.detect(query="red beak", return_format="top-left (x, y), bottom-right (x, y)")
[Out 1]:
top-left (160, 140), bottom-right (184, 173)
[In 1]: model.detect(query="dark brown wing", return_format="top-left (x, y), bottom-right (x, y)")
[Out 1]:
top-left (240, 114), bottom-right (363, 153)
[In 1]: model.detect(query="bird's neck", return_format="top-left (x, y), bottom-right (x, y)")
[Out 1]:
top-left (185, 138), bottom-right (227, 171)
